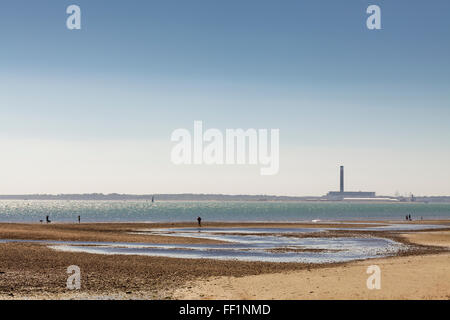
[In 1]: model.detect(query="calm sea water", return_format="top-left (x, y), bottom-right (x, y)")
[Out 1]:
top-left (0, 200), bottom-right (449, 223)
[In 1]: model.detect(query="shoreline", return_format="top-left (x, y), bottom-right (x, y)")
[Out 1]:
top-left (2, 218), bottom-right (450, 225)
top-left (0, 221), bottom-right (449, 300)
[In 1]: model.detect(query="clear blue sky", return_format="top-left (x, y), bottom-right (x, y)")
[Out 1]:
top-left (0, 1), bottom-right (449, 196)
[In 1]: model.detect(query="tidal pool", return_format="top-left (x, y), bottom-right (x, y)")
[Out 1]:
top-left (53, 227), bottom-right (409, 263)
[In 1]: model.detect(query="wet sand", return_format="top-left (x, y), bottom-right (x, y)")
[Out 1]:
top-left (0, 221), bottom-right (449, 300)
top-left (401, 231), bottom-right (450, 247)
top-left (0, 221), bottom-right (394, 243)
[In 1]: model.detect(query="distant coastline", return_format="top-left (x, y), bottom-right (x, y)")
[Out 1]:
top-left (1, 193), bottom-right (450, 203)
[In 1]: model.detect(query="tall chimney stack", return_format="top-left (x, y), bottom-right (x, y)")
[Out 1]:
top-left (340, 166), bottom-right (344, 193)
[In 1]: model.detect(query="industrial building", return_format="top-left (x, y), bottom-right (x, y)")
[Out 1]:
top-left (325, 166), bottom-right (376, 200)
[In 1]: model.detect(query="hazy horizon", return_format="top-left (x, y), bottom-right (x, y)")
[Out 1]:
top-left (0, 191), bottom-right (449, 199)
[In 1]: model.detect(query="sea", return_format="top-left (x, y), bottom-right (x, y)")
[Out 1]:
top-left (0, 200), bottom-right (449, 223)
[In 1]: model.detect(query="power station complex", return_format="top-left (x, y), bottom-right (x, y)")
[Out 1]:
top-left (325, 166), bottom-right (376, 200)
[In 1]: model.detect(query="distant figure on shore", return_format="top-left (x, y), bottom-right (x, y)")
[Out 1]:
top-left (405, 215), bottom-right (408, 221)
top-left (78, 215), bottom-right (81, 224)
top-left (409, 214), bottom-right (412, 221)
top-left (197, 216), bottom-right (202, 227)
top-left (46, 215), bottom-right (51, 223)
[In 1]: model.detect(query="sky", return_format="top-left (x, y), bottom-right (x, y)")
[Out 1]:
top-left (0, 0), bottom-right (449, 196)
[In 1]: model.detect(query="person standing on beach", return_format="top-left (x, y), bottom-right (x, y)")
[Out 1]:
top-left (197, 216), bottom-right (202, 227)
top-left (78, 215), bottom-right (81, 224)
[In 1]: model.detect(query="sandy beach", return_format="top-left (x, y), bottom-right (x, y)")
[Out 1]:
top-left (0, 221), bottom-right (449, 300)
top-left (174, 252), bottom-right (450, 300)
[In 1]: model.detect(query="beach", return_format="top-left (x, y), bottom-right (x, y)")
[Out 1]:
top-left (0, 221), bottom-right (449, 300)
top-left (174, 253), bottom-right (450, 300)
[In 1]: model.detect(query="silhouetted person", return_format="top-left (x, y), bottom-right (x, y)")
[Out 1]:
top-left (78, 215), bottom-right (81, 224)
top-left (197, 216), bottom-right (202, 227)
top-left (409, 214), bottom-right (412, 221)
top-left (405, 215), bottom-right (408, 221)
top-left (46, 215), bottom-right (51, 223)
